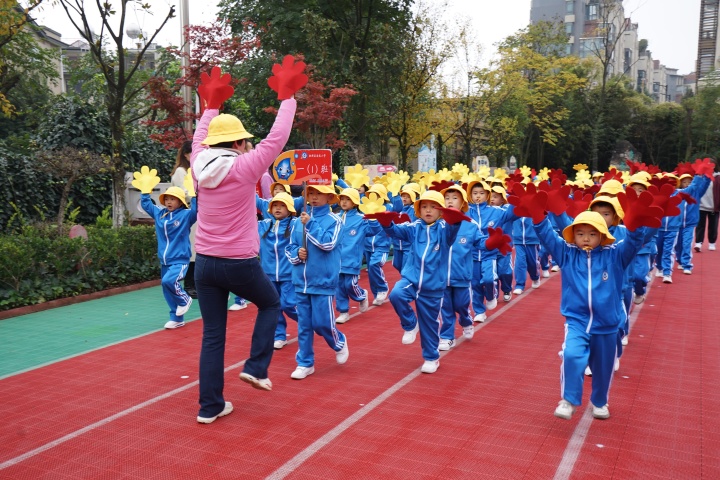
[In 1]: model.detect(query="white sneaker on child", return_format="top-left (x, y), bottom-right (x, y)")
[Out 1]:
top-left (655, 270), bottom-right (664, 277)
top-left (176, 297), bottom-right (192, 317)
top-left (402, 324), bottom-right (419, 344)
top-left (229, 302), bottom-right (247, 311)
top-left (359, 297), bottom-right (369, 313)
top-left (592, 404), bottom-right (610, 419)
top-left (335, 312), bottom-right (350, 324)
top-left (421, 359), bottom-right (439, 373)
top-left (462, 325), bottom-right (475, 339)
top-left (336, 341), bottom-right (349, 364)
top-left (554, 399), bottom-right (575, 420)
top-left (503, 292), bottom-right (512, 302)
top-left (512, 288), bottom-right (523, 295)
top-left (164, 320), bottom-right (185, 329)
top-left (373, 291), bottom-right (388, 306)
top-left (621, 335), bottom-right (629, 346)
top-left (197, 401), bottom-right (233, 424)
top-left (584, 366), bottom-right (592, 376)
top-left (695, 243), bottom-right (702, 252)
top-left (473, 313), bottom-right (486, 323)
top-left (531, 279), bottom-right (541, 289)
top-left (290, 366), bottom-right (315, 380)
top-left (542, 270), bottom-right (550, 278)
top-left (273, 340), bottom-right (288, 350)
top-left (485, 298), bottom-right (497, 310)
top-left (438, 339), bottom-right (455, 351)
top-left (614, 358), bottom-right (620, 372)
top-left (551, 265), bottom-right (560, 272)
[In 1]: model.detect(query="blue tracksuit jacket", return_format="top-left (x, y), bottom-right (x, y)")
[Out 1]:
top-left (338, 208), bottom-right (381, 275)
top-left (446, 220), bottom-right (491, 287)
top-left (141, 194), bottom-right (197, 265)
top-left (258, 216), bottom-right (296, 282)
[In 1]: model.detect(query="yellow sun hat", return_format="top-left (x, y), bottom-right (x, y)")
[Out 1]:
top-left (367, 183), bottom-right (389, 202)
top-left (627, 173), bottom-right (650, 188)
top-left (307, 184), bottom-right (338, 205)
top-left (269, 182), bottom-right (291, 194)
top-left (413, 190), bottom-right (445, 218)
top-left (562, 211), bottom-right (615, 246)
top-left (338, 187), bottom-right (361, 206)
top-left (440, 184), bottom-right (469, 212)
top-left (159, 186), bottom-right (189, 208)
top-left (491, 185), bottom-right (507, 201)
top-left (589, 195), bottom-right (624, 226)
top-left (677, 173), bottom-right (693, 187)
top-left (597, 179), bottom-right (624, 196)
top-left (465, 180), bottom-right (490, 200)
top-left (201, 114), bottom-right (254, 145)
top-left (269, 191), bottom-right (296, 214)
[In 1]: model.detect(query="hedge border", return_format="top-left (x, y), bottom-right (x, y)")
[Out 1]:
top-left (0, 279), bottom-right (161, 321)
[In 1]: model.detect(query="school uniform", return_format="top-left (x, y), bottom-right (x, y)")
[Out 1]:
top-left (336, 208), bottom-right (381, 313)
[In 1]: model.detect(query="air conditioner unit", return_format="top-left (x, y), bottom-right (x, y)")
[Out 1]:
top-left (124, 172), bottom-right (169, 220)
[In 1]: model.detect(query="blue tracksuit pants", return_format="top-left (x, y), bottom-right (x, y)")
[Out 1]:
top-left (440, 285), bottom-right (473, 340)
top-left (656, 230), bottom-right (679, 276)
top-left (364, 250), bottom-right (389, 297)
top-left (273, 280), bottom-right (298, 342)
top-left (161, 263), bottom-right (191, 321)
top-left (336, 273), bottom-right (368, 313)
top-left (295, 293), bottom-right (346, 367)
top-left (472, 258), bottom-right (497, 315)
top-left (514, 244), bottom-right (540, 290)
top-left (630, 254), bottom-right (651, 296)
top-left (389, 278), bottom-right (442, 361)
top-left (674, 225), bottom-right (696, 270)
top-left (496, 253), bottom-right (513, 295)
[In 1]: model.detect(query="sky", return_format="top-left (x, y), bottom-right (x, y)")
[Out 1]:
top-left (31, 0), bottom-right (699, 74)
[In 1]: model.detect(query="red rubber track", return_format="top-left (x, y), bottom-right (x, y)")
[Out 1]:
top-left (1, 249), bottom-right (719, 479)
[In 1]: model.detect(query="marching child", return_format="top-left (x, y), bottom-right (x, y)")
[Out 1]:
top-left (335, 187), bottom-right (381, 323)
top-left (489, 186), bottom-right (515, 302)
top-left (364, 183), bottom-right (392, 305)
top-left (258, 192), bottom-right (299, 349)
top-left (627, 173), bottom-right (654, 304)
top-left (379, 190), bottom-right (465, 373)
top-left (140, 185), bottom-right (197, 329)
top-left (388, 183), bottom-right (421, 273)
top-left (286, 185), bottom-right (347, 379)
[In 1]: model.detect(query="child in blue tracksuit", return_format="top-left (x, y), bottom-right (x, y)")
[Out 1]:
top-left (388, 184), bottom-right (420, 273)
top-left (626, 174), bottom-right (654, 305)
top-left (141, 186), bottom-right (197, 329)
top-left (364, 184), bottom-right (392, 305)
top-left (335, 188), bottom-right (382, 324)
top-left (286, 185), bottom-right (347, 380)
top-left (489, 186), bottom-right (515, 302)
top-left (533, 211), bottom-right (646, 420)
top-left (258, 192), bottom-right (299, 350)
top-left (466, 180), bottom-right (517, 321)
top-left (674, 173), bottom-right (708, 274)
top-left (439, 185), bottom-right (491, 350)
top-left (384, 190), bottom-right (462, 374)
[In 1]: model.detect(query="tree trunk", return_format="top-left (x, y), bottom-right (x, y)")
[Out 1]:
top-left (57, 180), bottom-right (74, 236)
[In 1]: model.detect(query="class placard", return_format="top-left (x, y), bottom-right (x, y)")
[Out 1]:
top-left (272, 149), bottom-right (333, 185)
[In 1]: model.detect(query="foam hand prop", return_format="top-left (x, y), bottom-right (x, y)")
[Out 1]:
top-left (692, 157), bottom-right (716, 179)
top-left (183, 168), bottom-right (196, 198)
top-left (583, 184), bottom-right (601, 197)
top-left (198, 66), bottom-right (234, 111)
top-left (676, 191), bottom-right (697, 205)
top-left (131, 166), bottom-right (161, 194)
top-left (345, 164), bottom-right (370, 189)
top-left (617, 189), bottom-right (664, 231)
top-left (647, 184), bottom-right (681, 217)
top-left (675, 162), bottom-right (695, 177)
top-left (538, 179), bottom-right (571, 216)
top-left (507, 183), bottom-right (548, 224)
top-left (358, 195), bottom-right (387, 215)
top-left (396, 213), bottom-right (412, 224)
top-left (363, 211), bottom-right (398, 227)
top-left (437, 207), bottom-right (471, 224)
top-left (485, 227), bottom-right (512, 256)
top-left (565, 192), bottom-right (593, 219)
top-left (602, 169), bottom-right (623, 183)
top-left (429, 180), bottom-right (456, 193)
top-left (267, 55), bottom-right (308, 100)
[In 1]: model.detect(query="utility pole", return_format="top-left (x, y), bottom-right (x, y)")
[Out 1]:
top-left (179, 0), bottom-right (192, 134)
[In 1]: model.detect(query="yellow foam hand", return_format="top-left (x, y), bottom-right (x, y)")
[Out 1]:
top-left (358, 195), bottom-right (387, 214)
top-left (575, 168), bottom-right (592, 183)
top-left (477, 166), bottom-right (491, 179)
top-left (519, 165), bottom-right (533, 178)
top-left (573, 163), bottom-right (589, 172)
top-left (386, 177), bottom-right (405, 196)
top-left (537, 167), bottom-right (551, 181)
top-left (451, 163), bottom-right (469, 180)
top-left (621, 171), bottom-right (631, 184)
top-left (493, 168), bottom-right (508, 181)
top-left (131, 166), bottom-right (161, 194)
top-left (436, 168), bottom-right (453, 182)
top-left (344, 164), bottom-right (370, 189)
top-left (332, 173), bottom-right (338, 182)
top-left (184, 168), bottom-right (196, 197)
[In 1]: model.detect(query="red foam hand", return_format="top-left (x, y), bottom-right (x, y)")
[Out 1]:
top-left (649, 175), bottom-right (675, 189)
top-left (198, 66), bottom-right (234, 111)
top-left (396, 213), bottom-right (412, 224)
top-left (565, 192), bottom-right (593, 219)
top-left (485, 227), bottom-right (512, 256)
top-left (617, 189), bottom-right (664, 231)
top-left (692, 158), bottom-right (716, 179)
top-left (267, 55), bottom-right (309, 100)
top-left (538, 179), bottom-right (571, 215)
top-left (583, 184), bottom-right (601, 197)
top-left (675, 162), bottom-right (695, 177)
top-left (506, 183), bottom-right (548, 224)
top-left (676, 191), bottom-right (697, 205)
top-left (438, 207), bottom-right (471, 224)
top-left (602, 169), bottom-right (623, 183)
top-left (364, 211), bottom-right (399, 227)
top-left (548, 168), bottom-right (568, 184)
top-left (429, 180), bottom-right (456, 192)
top-left (626, 160), bottom-right (643, 174)
top-left (647, 184), bottom-right (681, 217)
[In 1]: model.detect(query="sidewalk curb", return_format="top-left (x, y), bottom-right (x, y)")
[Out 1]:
top-left (0, 280), bottom-right (161, 321)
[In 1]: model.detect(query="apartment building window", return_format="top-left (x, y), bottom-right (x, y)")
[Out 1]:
top-left (653, 82), bottom-right (659, 93)
top-left (565, 1), bottom-right (574, 14)
top-left (565, 22), bottom-right (574, 35)
top-left (586, 3), bottom-right (599, 21)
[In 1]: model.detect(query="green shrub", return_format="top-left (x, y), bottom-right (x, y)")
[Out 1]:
top-left (0, 224), bottom-right (159, 311)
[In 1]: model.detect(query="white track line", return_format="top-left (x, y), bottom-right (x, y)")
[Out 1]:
top-left (553, 277), bottom-right (654, 480)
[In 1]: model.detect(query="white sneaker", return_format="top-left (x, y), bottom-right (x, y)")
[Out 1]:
top-left (551, 265), bottom-right (560, 272)
top-left (655, 270), bottom-right (663, 277)
top-left (485, 298), bottom-right (497, 310)
top-left (462, 325), bottom-right (475, 339)
top-left (273, 339), bottom-right (288, 350)
top-left (584, 366), bottom-right (592, 376)
top-left (197, 401), bottom-right (233, 424)
top-left (710, 243), bottom-right (716, 251)
top-left (542, 270), bottom-right (550, 278)
top-left (164, 320), bottom-right (185, 329)
top-left (592, 404), bottom-right (610, 419)
top-left (633, 293), bottom-right (645, 304)
top-left (683, 269), bottom-right (692, 275)
top-left (695, 243), bottom-right (702, 252)
top-left (359, 297), bottom-right (369, 313)
top-left (554, 399), bottom-right (575, 420)
top-left (402, 324), bottom-right (419, 344)
top-left (335, 312), bottom-right (350, 324)
top-left (336, 341), bottom-right (349, 364)
top-left (677, 264), bottom-right (684, 271)
top-left (621, 335), bottom-right (628, 346)
top-left (663, 275), bottom-right (673, 284)
top-left (229, 302), bottom-right (247, 311)
top-left (176, 297), bottom-right (192, 317)
top-left (473, 312), bottom-right (486, 323)
top-left (512, 288), bottom-right (523, 295)
top-left (531, 279), bottom-right (541, 289)
top-left (239, 372), bottom-right (272, 391)
top-left (421, 359), bottom-right (439, 374)
top-left (291, 366), bottom-right (315, 379)
top-left (373, 291), bottom-right (388, 306)
top-left (503, 292), bottom-right (512, 302)
top-left (438, 338), bottom-right (455, 351)
top-left (614, 358), bottom-right (620, 372)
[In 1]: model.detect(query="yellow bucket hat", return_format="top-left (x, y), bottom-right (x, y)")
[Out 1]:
top-left (491, 185), bottom-right (507, 201)
top-left (414, 190), bottom-right (445, 218)
top-left (201, 114), bottom-right (254, 146)
top-left (159, 186), bottom-right (189, 208)
top-left (677, 173), bottom-right (693, 187)
top-left (307, 184), bottom-right (338, 205)
top-left (562, 211), bottom-right (615, 246)
top-left (627, 173), bottom-right (650, 188)
top-left (269, 191), bottom-right (296, 214)
top-left (440, 184), bottom-right (469, 212)
top-left (589, 195), bottom-right (624, 226)
top-left (367, 183), bottom-right (389, 202)
top-left (465, 180), bottom-right (490, 200)
top-left (270, 182), bottom-right (291, 194)
top-left (598, 179), bottom-right (624, 196)
top-left (338, 187), bottom-right (361, 206)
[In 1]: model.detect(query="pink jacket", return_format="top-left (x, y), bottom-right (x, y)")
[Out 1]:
top-left (190, 99), bottom-right (297, 258)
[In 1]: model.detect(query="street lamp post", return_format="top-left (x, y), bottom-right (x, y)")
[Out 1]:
top-left (178, 0), bottom-right (192, 134)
